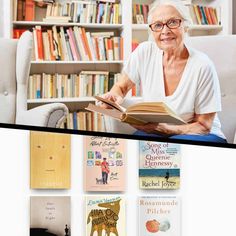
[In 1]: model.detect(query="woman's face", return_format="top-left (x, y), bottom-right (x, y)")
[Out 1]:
top-left (150, 5), bottom-right (185, 52)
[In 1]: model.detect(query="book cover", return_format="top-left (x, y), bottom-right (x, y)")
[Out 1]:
top-left (84, 136), bottom-right (126, 191)
top-left (30, 196), bottom-right (71, 236)
top-left (86, 195), bottom-right (125, 236)
top-left (30, 131), bottom-right (71, 189)
top-left (139, 141), bottom-right (180, 189)
top-left (139, 196), bottom-right (181, 236)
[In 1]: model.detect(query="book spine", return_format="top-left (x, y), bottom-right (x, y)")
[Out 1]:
top-left (52, 26), bottom-right (61, 60)
top-left (204, 7), bottom-right (213, 25)
top-left (73, 26), bottom-right (87, 61)
top-left (113, 36), bottom-right (120, 60)
top-left (193, 5), bottom-right (202, 25)
top-left (25, 0), bottom-right (35, 21)
top-left (47, 29), bottom-right (56, 61)
top-left (199, 6), bottom-right (208, 25)
top-left (81, 28), bottom-right (93, 60)
top-left (17, 0), bottom-right (24, 21)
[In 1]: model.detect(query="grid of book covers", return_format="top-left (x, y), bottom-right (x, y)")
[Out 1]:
top-left (29, 131), bottom-right (181, 236)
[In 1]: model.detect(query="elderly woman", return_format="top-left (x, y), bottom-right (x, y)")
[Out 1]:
top-left (103, 0), bottom-right (226, 143)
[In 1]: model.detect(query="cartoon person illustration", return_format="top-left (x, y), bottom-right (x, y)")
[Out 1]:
top-left (101, 158), bottom-right (110, 184)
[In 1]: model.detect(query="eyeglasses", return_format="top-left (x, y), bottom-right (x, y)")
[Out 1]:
top-left (149, 18), bottom-right (183, 32)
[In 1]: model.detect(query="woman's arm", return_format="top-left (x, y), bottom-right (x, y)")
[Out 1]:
top-left (101, 73), bottom-right (135, 107)
top-left (132, 112), bottom-right (216, 135)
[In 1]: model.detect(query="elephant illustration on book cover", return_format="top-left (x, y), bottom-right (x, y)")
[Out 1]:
top-left (86, 196), bottom-right (125, 236)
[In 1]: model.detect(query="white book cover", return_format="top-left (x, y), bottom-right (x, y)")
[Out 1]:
top-left (30, 196), bottom-right (71, 236)
top-left (139, 196), bottom-right (181, 236)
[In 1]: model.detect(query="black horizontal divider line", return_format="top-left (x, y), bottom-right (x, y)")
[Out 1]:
top-left (0, 122), bottom-right (235, 149)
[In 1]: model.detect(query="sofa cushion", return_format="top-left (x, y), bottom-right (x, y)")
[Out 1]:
top-left (0, 38), bottom-right (17, 123)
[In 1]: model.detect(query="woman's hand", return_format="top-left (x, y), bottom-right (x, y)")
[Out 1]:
top-left (99, 73), bottom-right (135, 109)
top-left (99, 92), bottom-right (124, 109)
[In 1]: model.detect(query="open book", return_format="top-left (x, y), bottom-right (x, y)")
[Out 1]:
top-left (86, 96), bottom-right (186, 125)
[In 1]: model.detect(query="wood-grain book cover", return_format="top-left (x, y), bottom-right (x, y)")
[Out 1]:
top-left (84, 136), bottom-right (126, 191)
top-left (30, 196), bottom-right (71, 236)
top-left (30, 131), bottom-right (71, 189)
top-left (139, 142), bottom-right (180, 189)
top-left (86, 195), bottom-right (126, 236)
top-left (139, 196), bottom-right (181, 236)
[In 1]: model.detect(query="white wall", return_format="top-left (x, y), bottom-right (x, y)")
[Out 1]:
top-left (1, 0), bottom-right (11, 38)
top-left (0, 0), bottom-right (3, 37)
top-left (0, 127), bottom-right (236, 236)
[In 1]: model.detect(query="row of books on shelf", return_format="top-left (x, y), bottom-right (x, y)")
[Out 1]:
top-left (132, 3), bottom-right (149, 24)
top-left (15, 0), bottom-right (121, 24)
top-left (30, 196), bottom-right (180, 236)
top-left (188, 5), bottom-right (220, 25)
top-left (62, 111), bottom-right (105, 131)
top-left (27, 26), bottom-right (124, 61)
top-left (28, 71), bottom-right (121, 99)
top-left (131, 3), bottom-right (220, 26)
top-left (30, 134), bottom-right (181, 191)
top-left (43, 0), bottom-right (122, 24)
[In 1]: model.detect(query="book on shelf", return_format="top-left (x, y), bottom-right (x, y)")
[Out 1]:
top-left (13, 28), bottom-right (27, 39)
top-left (86, 96), bottom-right (186, 126)
top-left (84, 136), bottom-right (126, 192)
top-left (30, 26), bottom-right (123, 61)
top-left (30, 196), bottom-right (71, 236)
top-left (40, 0), bottom-right (121, 24)
top-left (15, 0), bottom-right (35, 21)
top-left (86, 195), bottom-right (125, 236)
top-left (139, 141), bottom-right (181, 190)
top-left (43, 16), bottom-right (72, 23)
top-left (30, 131), bottom-right (71, 189)
top-left (188, 5), bottom-right (220, 25)
top-left (62, 111), bottom-right (105, 132)
top-left (28, 72), bottom-right (121, 99)
top-left (25, 0), bottom-right (35, 21)
top-left (132, 40), bottom-right (139, 52)
top-left (132, 3), bottom-right (149, 24)
top-left (139, 196), bottom-right (181, 236)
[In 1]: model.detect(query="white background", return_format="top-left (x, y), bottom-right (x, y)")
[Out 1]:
top-left (0, 127), bottom-right (236, 235)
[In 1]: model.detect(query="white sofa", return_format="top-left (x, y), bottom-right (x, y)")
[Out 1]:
top-left (104, 35), bottom-right (236, 143)
top-left (0, 31), bottom-right (68, 128)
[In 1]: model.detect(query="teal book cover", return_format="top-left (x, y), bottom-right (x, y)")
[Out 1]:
top-left (139, 142), bottom-right (181, 189)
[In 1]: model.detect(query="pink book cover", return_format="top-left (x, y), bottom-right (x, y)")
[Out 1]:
top-left (84, 136), bottom-right (126, 192)
top-left (66, 28), bottom-right (80, 61)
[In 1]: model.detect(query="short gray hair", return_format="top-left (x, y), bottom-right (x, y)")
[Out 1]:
top-left (148, 0), bottom-right (191, 27)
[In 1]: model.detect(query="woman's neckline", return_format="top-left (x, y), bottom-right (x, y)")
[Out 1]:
top-left (160, 45), bottom-right (192, 98)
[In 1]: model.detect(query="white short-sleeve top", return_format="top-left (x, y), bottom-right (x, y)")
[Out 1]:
top-left (123, 41), bottom-right (225, 139)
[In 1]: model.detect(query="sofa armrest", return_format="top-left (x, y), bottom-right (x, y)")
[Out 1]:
top-left (16, 103), bottom-right (68, 128)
